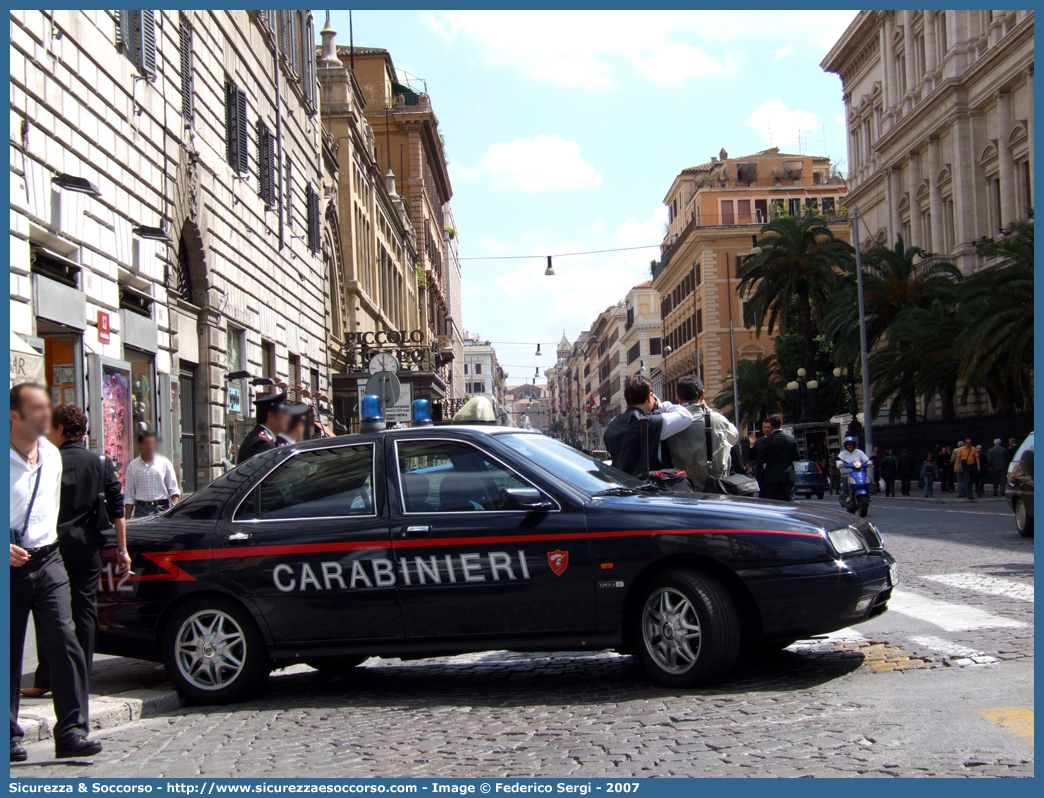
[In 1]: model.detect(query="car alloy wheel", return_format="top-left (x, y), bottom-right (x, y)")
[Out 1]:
top-left (1015, 499), bottom-right (1032, 537)
top-left (642, 587), bottom-right (701, 674)
top-left (175, 610), bottom-right (247, 691)
top-left (163, 596), bottom-right (270, 704)
top-left (633, 568), bottom-right (740, 688)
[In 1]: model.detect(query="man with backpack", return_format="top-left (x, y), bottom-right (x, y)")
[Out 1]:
top-left (603, 376), bottom-right (693, 478)
top-left (666, 375), bottom-right (739, 490)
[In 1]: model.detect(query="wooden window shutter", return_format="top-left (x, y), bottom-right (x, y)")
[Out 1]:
top-left (257, 121), bottom-right (271, 205)
top-left (138, 10), bottom-right (157, 78)
top-left (235, 87), bottom-right (248, 174)
top-left (226, 80), bottom-right (248, 174)
top-left (303, 16), bottom-right (317, 111)
top-left (179, 19), bottom-right (193, 123)
top-left (307, 185), bottom-right (321, 254)
top-left (289, 11), bottom-right (301, 77)
top-left (280, 11), bottom-right (291, 60)
top-left (115, 10), bottom-right (133, 54)
top-left (285, 160), bottom-right (293, 230)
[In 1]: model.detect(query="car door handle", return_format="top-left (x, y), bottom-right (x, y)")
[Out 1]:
top-left (402, 525), bottom-right (431, 539)
top-left (228, 532), bottom-right (252, 547)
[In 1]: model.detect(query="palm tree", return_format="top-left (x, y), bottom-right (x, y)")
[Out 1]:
top-left (822, 235), bottom-right (962, 420)
top-left (737, 215), bottom-right (852, 419)
top-left (956, 220), bottom-right (1034, 412)
top-left (713, 354), bottom-right (786, 430)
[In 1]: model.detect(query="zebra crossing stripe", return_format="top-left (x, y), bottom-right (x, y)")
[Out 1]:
top-left (887, 589), bottom-right (1028, 631)
top-left (921, 573), bottom-right (1034, 602)
top-left (908, 635), bottom-right (998, 664)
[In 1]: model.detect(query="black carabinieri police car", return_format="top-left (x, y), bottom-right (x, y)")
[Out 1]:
top-left (97, 427), bottom-right (897, 703)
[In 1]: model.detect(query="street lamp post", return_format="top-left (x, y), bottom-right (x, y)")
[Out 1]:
top-left (852, 208), bottom-right (874, 457)
top-left (786, 369), bottom-right (819, 424)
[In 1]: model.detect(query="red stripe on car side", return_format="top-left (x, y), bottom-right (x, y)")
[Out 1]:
top-left (129, 528), bottom-right (822, 581)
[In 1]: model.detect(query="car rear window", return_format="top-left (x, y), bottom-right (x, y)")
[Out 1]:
top-left (235, 444), bottom-right (374, 521)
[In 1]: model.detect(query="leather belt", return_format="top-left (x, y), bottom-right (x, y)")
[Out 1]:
top-left (25, 542), bottom-right (59, 559)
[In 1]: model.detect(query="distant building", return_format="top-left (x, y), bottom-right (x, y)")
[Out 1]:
top-left (505, 383), bottom-right (549, 432)
top-left (461, 333), bottom-right (507, 423)
top-left (620, 281), bottom-right (663, 383)
top-left (822, 10), bottom-right (1034, 274)
top-left (653, 147), bottom-right (850, 412)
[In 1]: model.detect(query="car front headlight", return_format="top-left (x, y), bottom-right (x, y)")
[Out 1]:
top-left (827, 526), bottom-right (865, 555)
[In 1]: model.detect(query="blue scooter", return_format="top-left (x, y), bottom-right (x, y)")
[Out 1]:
top-left (840, 459), bottom-right (871, 517)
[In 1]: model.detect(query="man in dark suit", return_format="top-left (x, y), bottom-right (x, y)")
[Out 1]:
top-left (24, 405), bottom-right (129, 697)
top-left (237, 392), bottom-right (289, 464)
top-left (897, 449), bottom-right (917, 496)
top-left (755, 414), bottom-right (799, 502)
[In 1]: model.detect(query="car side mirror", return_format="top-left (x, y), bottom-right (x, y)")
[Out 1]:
top-left (500, 487), bottom-right (553, 512)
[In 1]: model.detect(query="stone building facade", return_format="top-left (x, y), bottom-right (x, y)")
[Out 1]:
top-left (504, 383), bottom-right (549, 433)
top-left (653, 148), bottom-right (849, 409)
top-left (10, 10), bottom-right (330, 489)
top-left (620, 281), bottom-right (662, 383)
top-left (461, 333), bottom-right (507, 423)
top-left (822, 10), bottom-right (1034, 273)
top-left (340, 45), bottom-right (462, 418)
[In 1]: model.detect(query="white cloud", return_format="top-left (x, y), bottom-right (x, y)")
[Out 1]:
top-left (615, 207), bottom-right (668, 248)
top-left (744, 99), bottom-right (820, 151)
top-left (774, 46), bottom-right (794, 60)
top-left (457, 135), bottom-right (602, 193)
top-left (424, 10), bottom-right (856, 90)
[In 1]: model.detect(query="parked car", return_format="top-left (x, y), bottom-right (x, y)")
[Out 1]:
top-left (794, 460), bottom-right (827, 500)
top-left (1008, 432), bottom-right (1033, 537)
top-left (96, 427), bottom-right (895, 703)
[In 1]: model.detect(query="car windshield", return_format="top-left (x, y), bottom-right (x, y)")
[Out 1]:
top-left (496, 433), bottom-right (646, 494)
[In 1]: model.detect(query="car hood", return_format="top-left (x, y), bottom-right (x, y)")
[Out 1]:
top-left (590, 491), bottom-right (857, 532)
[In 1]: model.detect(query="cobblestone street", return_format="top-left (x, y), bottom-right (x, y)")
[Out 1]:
top-left (13, 497), bottom-right (1033, 778)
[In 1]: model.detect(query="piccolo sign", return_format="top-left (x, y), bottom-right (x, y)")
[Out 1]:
top-left (346, 329), bottom-right (432, 368)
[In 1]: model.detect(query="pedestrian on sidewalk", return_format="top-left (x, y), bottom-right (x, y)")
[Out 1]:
top-left (956, 439), bottom-right (980, 501)
top-left (22, 405), bottom-right (130, 700)
top-left (1007, 437), bottom-right (1020, 464)
top-left (975, 445), bottom-right (988, 497)
top-left (921, 454), bottom-right (939, 497)
top-left (938, 446), bottom-right (953, 492)
top-left (879, 450), bottom-right (897, 497)
top-left (897, 448), bottom-right (916, 496)
top-left (987, 438), bottom-right (1010, 497)
top-left (603, 376), bottom-right (693, 478)
top-left (952, 441), bottom-right (966, 497)
top-left (828, 454), bottom-right (841, 496)
top-left (9, 384), bottom-right (102, 762)
top-left (754, 415), bottom-right (800, 502)
top-left (665, 375), bottom-right (739, 490)
top-left (123, 431), bottom-right (181, 518)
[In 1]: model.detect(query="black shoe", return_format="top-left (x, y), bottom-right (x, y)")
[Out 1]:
top-left (11, 741), bottom-right (28, 762)
top-left (55, 736), bottom-right (102, 759)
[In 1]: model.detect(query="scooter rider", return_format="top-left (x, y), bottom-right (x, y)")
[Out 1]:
top-left (836, 436), bottom-right (870, 500)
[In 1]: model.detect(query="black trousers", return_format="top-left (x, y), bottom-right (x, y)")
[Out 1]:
top-left (900, 477), bottom-right (912, 496)
top-left (34, 545), bottom-right (103, 688)
top-left (761, 482), bottom-right (794, 502)
top-left (11, 549), bottom-right (90, 746)
top-left (883, 478), bottom-right (895, 497)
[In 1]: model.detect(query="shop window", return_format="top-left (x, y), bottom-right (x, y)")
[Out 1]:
top-left (126, 348), bottom-right (156, 437)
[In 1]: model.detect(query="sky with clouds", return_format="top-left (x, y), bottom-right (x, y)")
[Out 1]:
top-left (328, 9), bottom-right (858, 384)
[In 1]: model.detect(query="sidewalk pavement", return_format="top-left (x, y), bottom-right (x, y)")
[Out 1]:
top-left (18, 623), bottom-right (181, 744)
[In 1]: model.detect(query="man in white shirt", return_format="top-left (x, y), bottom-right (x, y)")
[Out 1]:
top-left (836, 436), bottom-right (871, 500)
top-left (123, 431), bottom-right (181, 518)
top-left (9, 383), bottom-right (100, 761)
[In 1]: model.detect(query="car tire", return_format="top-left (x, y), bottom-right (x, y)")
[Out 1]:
top-left (634, 568), bottom-right (740, 688)
top-left (817, 492), bottom-right (825, 500)
top-left (306, 655), bottom-right (369, 674)
top-left (857, 494), bottom-right (870, 517)
top-left (162, 595), bottom-right (270, 705)
top-left (1014, 499), bottom-right (1033, 538)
